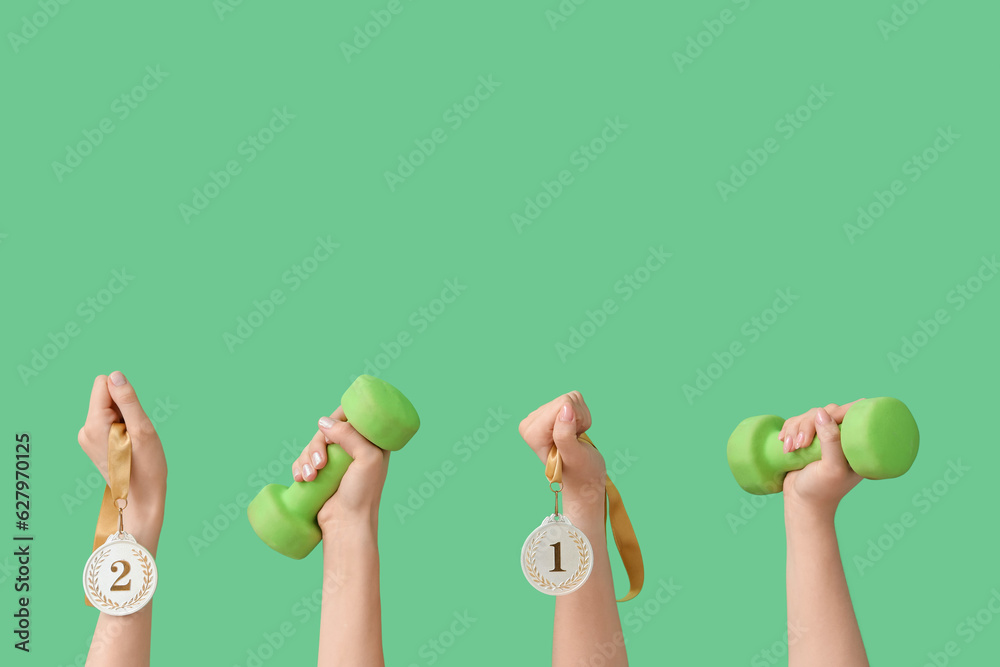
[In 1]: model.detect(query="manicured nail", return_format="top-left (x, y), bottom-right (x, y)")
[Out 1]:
top-left (318, 416), bottom-right (334, 428)
top-left (785, 437), bottom-right (793, 451)
top-left (559, 404), bottom-right (574, 422)
top-left (796, 432), bottom-right (805, 447)
top-left (783, 441), bottom-right (790, 453)
top-left (816, 410), bottom-right (830, 425)
top-left (110, 371), bottom-right (127, 386)
top-left (302, 463), bottom-right (314, 479)
top-left (311, 451), bottom-right (322, 467)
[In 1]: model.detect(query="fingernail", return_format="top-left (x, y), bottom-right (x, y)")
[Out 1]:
top-left (311, 451), bottom-right (322, 467)
top-left (816, 410), bottom-right (830, 425)
top-left (796, 432), bottom-right (804, 446)
top-left (783, 441), bottom-right (790, 453)
top-left (318, 416), bottom-right (334, 428)
top-left (785, 437), bottom-right (793, 451)
top-left (559, 404), bottom-right (574, 422)
top-left (302, 463), bottom-right (314, 479)
top-left (110, 371), bottom-right (127, 386)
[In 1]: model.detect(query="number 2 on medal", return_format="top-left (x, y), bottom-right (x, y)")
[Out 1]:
top-left (110, 560), bottom-right (132, 591)
top-left (549, 542), bottom-right (566, 573)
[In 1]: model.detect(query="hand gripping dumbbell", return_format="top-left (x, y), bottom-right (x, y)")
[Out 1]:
top-left (248, 375), bottom-right (420, 558)
top-left (727, 397), bottom-right (919, 495)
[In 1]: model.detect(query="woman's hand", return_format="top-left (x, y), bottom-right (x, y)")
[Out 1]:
top-left (77, 371), bottom-right (166, 551)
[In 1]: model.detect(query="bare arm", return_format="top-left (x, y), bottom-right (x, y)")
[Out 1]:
top-left (80, 372), bottom-right (167, 667)
top-left (293, 410), bottom-right (389, 667)
top-left (520, 392), bottom-right (627, 667)
top-left (781, 404), bottom-right (868, 667)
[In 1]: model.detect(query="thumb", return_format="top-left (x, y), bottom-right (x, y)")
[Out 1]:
top-left (552, 401), bottom-right (583, 462)
top-left (815, 408), bottom-right (850, 470)
top-left (107, 371), bottom-right (153, 436)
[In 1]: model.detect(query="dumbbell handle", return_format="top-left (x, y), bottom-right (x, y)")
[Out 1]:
top-left (281, 444), bottom-right (355, 517)
top-left (758, 417), bottom-right (827, 477)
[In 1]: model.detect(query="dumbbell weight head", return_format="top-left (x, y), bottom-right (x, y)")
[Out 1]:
top-left (727, 397), bottom-right (919, 495)
top-left (247, 375), bottom-right (420, 558)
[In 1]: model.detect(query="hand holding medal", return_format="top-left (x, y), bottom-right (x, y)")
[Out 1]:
top-left (518, 391), bottom-right (643, 601)
top-left (77, 372), bottom-right (166, 615)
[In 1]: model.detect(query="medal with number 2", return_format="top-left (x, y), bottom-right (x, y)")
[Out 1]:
top-left (521, 479), bottom-right (593, 596)
top-left (82, 424), bottom-right (158, 615)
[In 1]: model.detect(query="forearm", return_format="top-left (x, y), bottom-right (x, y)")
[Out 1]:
top-left (553, 499), bottom-right (626, 667)
top-left (785, 507), bottom-right (868, 667)
top-left (318, 519), bottom-right (384, 667)
top-left (86, 517), bottom-right (161, 667)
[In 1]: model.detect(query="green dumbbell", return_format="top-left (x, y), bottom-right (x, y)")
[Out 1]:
top-left (248, 375), bottom-right (420, 559)
top-left (727, 397), bottom-right (919, 495)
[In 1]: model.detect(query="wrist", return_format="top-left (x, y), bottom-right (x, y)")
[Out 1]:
top-left (784, 498), bottom-right (837, 533)
top-left (320, 511), bottom-right (378, 543)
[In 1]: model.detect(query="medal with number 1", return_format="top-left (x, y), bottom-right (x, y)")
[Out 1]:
top-left (521, 480), bottom-right (593, 596)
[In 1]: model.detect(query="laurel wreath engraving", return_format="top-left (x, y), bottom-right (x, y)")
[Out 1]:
top-left (524, 529), bottom-right (591, 592)
top-left (86, 548), bottom-right (155, 612)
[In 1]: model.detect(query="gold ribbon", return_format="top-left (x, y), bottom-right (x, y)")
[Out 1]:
top-left (85, 423), bottom-right (131, 607)
top-left (545, 433), bottom-right (644, 602)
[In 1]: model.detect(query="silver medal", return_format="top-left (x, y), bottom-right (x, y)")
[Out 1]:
top-left (83, 532), bottom-right (157, 616)
top-left (521, 514), bottom-right (593, 596)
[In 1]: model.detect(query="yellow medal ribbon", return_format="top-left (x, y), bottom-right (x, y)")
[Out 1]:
top-left (85, 423), bottom-right (131, 607)
top-left (545, 433), bottom-right (644, 602)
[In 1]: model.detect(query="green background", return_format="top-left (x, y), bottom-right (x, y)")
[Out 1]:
top-left (3, 0), bottom-right (998, 665)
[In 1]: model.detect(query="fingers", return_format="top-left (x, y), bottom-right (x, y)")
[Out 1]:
top-left (779, 399), bottom-right (868, 452)
top-left (293, 429), bottom-right (329, 482)
top-left (552, 398), bottom-right (592, 468)
top-left (86, 375), bottom-right (114, 423)
top-left (295, 415), bottom-right (385, 483)
top-left (831, 398), bottom-right (865, 422)
top-left (317, 418), bottom-right (382, 465)
top-left (293, 408), bottom-right (348, 482)
top-left (814, 408), bottom-right (850, 470)
top-left (518, 391), bottom-right (591, 463)
top-left (106, 371), bottom-right (154, 438)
